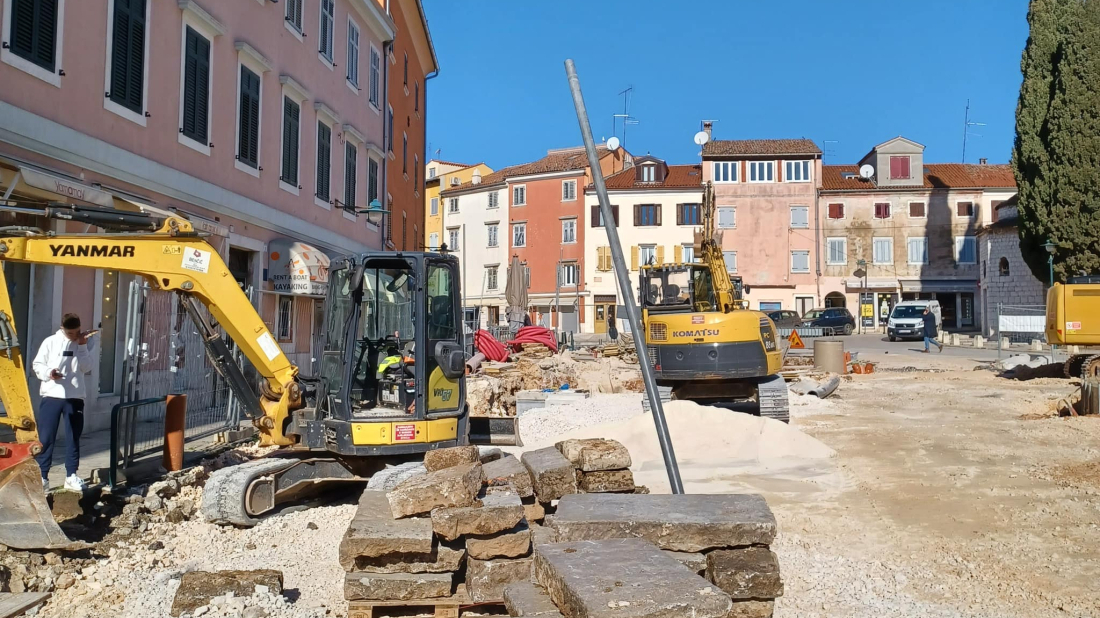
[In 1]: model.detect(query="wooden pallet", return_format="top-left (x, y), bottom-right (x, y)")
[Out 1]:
top-left (348, 586), bottom-right (471, 618)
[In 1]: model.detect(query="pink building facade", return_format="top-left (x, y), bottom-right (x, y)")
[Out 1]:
top-left (0, 0), bottom-right (402, 432)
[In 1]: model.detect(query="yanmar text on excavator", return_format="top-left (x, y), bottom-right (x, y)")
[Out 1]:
top-left (0, 204), bottom-right (474, 549)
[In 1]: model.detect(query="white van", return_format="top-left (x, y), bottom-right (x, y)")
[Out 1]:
top-left (887, 300), bottom-right (942, 341)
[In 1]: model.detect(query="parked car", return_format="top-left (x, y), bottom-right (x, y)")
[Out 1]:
top-left (887, 300), bottom-right (942, 341)
top-left (766, 310), bottom-right (802, 329)
top-left (800, 307), bottom-right (856, 335)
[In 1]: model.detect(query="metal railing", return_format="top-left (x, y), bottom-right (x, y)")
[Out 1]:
top-left (996, 303), bottom-right (1052, 359)
top-left (775, 326), bottom-right (838, 338)
top-left (108, 397), bottom-right (167, 488)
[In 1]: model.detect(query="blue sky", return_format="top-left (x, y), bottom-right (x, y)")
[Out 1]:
top-left (423, 1), bottom-right (1029, 170)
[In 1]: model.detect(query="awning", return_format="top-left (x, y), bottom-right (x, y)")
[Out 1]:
top-left (268, 239), bottom-right (331, 295)
top-left (844, 277), bottom-right (897, 290)
top-left (112, 195), bottom-right (178, 220)
top-left (898, 279), bottom-right (978, 294)
top-left (0, 165), bottom-right (115, 207)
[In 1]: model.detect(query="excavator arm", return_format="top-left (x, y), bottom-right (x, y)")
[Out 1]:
top-left (697, 181), bottom-right (743, 312)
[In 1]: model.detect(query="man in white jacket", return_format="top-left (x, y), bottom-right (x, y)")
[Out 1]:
top-left (32, 313), bottom-right (95, 491)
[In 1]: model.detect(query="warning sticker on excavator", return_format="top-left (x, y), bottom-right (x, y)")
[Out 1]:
top-left (788, 330), bottom-right (805, 349)
top-left (394, 424), bottom-right (417, 441)
top-left (1067, 321), bottom-right (1082, 331)
top-left (181, 248), bottom-right (211, 273)
top-left (257, 332), bottom-right (281, 361)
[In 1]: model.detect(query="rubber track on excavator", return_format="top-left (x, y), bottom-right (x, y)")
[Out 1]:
top-left (201, 458), bottom-right (296, 527)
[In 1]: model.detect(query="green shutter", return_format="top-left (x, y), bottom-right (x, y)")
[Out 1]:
top-left (238, 67), bottom-right (260, 168)
top-left (345, 144), bottom-right (357, 209)
top-left (316, 123), bottom-right (331, 201)
top-left (109, 0), bottom-right (146, 113)
top-left (281, 97), bottom-right (299, 185)
top-left (11, 0), bottom-right (57, 72)
top-left (182, 27), bottom-right (209, 144)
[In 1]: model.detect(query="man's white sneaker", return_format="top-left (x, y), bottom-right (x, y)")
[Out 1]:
top-left (42, 477), bottom-right (50, 492)
top-left (64, 474), bottom-right (85, 492)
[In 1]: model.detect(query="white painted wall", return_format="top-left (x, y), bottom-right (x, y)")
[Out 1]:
top-left (444, 184), bottom-right (509, 326)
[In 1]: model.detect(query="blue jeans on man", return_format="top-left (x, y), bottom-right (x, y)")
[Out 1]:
top-left (924, 336), bottom-right (942, 352)
top-left (34, 397), bottom-right (84, 479)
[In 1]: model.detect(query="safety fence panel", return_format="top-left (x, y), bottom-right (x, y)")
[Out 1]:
top-left (108, 397), bottom-right (167, 487)
top-left (775, 326), bottom-right (837, 338)
top-left (996, 304), bottom-right (1047, 344)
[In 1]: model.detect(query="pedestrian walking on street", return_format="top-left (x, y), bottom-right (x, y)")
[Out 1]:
top-left (922, 307), bottom-right (943, 353)
top-left (32, 313), bottom-right (96, 492)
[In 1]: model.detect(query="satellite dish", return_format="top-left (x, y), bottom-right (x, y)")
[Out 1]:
top-left (606, 136), bottom-right (621, 151)
top-left (694, 131), bottom-right (710, 146)
top-left (859, 164), bottom-right (875, 179)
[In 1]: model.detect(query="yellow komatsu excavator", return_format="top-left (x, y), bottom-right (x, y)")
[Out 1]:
top-left (0, 204), bottom-right (473, 549)
top-left (1046, 277), bottom-right (1100, 378)
top-left (639, 181), bottom-right (788, 421)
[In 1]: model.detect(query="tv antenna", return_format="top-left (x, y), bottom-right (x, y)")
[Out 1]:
top-left (823, 140), bottom-right (839, 164)
top-left (612, 85), bottom-right (639, 149)
top-left (961, 99), bottom-right (986, 163)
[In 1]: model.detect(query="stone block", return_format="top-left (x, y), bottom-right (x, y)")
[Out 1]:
top-left (424, 446), bottom-right (481, 472)
top-left (1031, 339), bottom-right (1043, 351)
top-left (431, 487), bottom-right (524, 541)
top-left (466, 557), bottom-right (534, 604)
top-left (664, 550), bottom-right (707, 574)
top-left (523, 498), bottom-right (546, 523)
top-left (728, 600), bottom-right (775, 618)
top-left (503, 581), bottom-right (564, 617)
top-left (530, 523), bottom-right (559, 547)
top-left (483, 454), bottom-right (534, 498)
top-left (387, 462), bottom-right (484, 518)
top-left (533, 539), bottom-right (732, 618)
top-left (171, 570), bottom-right (283, 616)
top-left (974, 335), bottom-right (986, 348)
top-left (479, 446), bottom-right (504, 463)
top-left (343, 572), bottom-right (453, 601)
top-left (551, 494), bottom-right (776, 552)
top-left (555, 438), bottom-right (632, 472)
top-left (467, 520), bottom-right (532, 560)
top-left (705, 547), bottom-right (783, 600)
top-left (521, 447), bottom-right (577, 503)
top-left (576, 469), bottom-right (635, 493)
top-left (339, 490), bottom-right (434, 570)
top-left (350, 541), bottom-right (465, 574)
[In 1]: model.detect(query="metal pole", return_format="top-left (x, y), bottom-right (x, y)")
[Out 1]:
top-left (565, 59), bottom-right (684, 494)
top-left (554, 247), bottom-right (562, 338)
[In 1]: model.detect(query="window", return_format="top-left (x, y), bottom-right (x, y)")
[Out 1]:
top-left (682, 244), bottom-right (695, 263)
top-left (639, 245), bottom-right (656, 266)
top-left (486, 266), bottom-right (499, 290)
top-left (999, 257), bottom-right (1010, 276)
top-left (181, 26), bottom-right (210, 145)
top-left (428, 167), bottom-right (436, 179)
top-left (957, 201), bottom-right (975, 217)
top-left (237, 66), bottom-right (261, 169)
top-left (430, 197), bottom-right (438, 215)
top-left (387, 107), bottom-right (394, 152)
top-left (634, 204), bottom-right (661, 227)
top-left (367, 157), bottom-right (379, 204)
top-left (991, 200), bottom-right (1004, 223)
top-left (828, 203), bottom-right (845, 219)
top-left (402, 134), bottom-right (408, 173)
top-left (513, 223), bottom-right (526, 247)
top-left (889, 156), bottom-right (910, 180)
top-left (784, 160), bottom-right (810, 182)
top-left (826, 238), bottom-right (847, 265)
top-left (428, 232), bottom-right (439, 251)
top-left (280, 96), bottom-right (300, 186)
top-left (285, 0), bottom-right (302, 31)
top-left (596, 246), bottom-right (612, 271)
top-left (368, 46), bottom-right (380, 107)
top-left (591, 205), bottom-right (619, 227)
top-left (401, 213), bottom-right (407, 250)
top-left (713, 162), bottom-right (738, 183)
top-left (414, 155), bottom-right (419, 192)
top-left (749, 161), bottom-right (775, 182)
top-left (318, 0), bottom-right (334, 62)
top-left (346, 21), bottom-right (360, 87)
top-left (403, 51), bottom-right (408, 86)
top-left (718, 206), bottom-right (736, 229)
top-left (723, 251), bottom-right (737, 272)
top-left (448, 228), bottom-right (459, 251)
top-left (955, 236), bottom-right (977, 264)
top-left (562, 219), bottom-right (576, 244)
top-left (513, 185), bottom-right (526, 205)
top-left (344, 142), bottom-right (357, 209)
top-left (487, 224), bottom-right (498, 247)
top-left (488, 192), bottom-right (499, 209)
top-left (641, 165), bottom-right (655, 182)
top-left (908, 237), bottom-right (928, 264)
top-left (909, 201), bottom-right (926, 218)
top-left (790, 206), bottom-right (809, 229)
top-left (873, 237), bottom-right (893, 265)
top-left (315, 122), bottom-right (331, 201)
top-left (791, 250), bottom-right (810, 273)
top-left (415, 81), bottom-right (420, 113)
top-left (562, 179), bottom-right (577, 201)
top-left (874, 202), bottom-right (891, 219)
top-left (108, 0), bottom-right (148, 115)
top-left (277, 296), bottom-right (294, 342)
top-left (448, 198), bottom-right (458, 213)
top-left (8, 0), bottom-right (59, 73)
top-left (677, 203), bottom-right (702, 226)
top-left (524, 265), bottom-right (531, 288)
top-left (560, 263), bottom-right (579, 287)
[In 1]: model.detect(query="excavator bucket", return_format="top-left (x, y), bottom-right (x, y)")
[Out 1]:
top-left (0, 444), bottom-right (80, 550)
top-left (468, 417), bottom-right (522, 447)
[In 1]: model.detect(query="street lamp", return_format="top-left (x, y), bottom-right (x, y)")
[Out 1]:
top-left (856, 259), bottom-right (867, 335)
top-left (1043, 240), bottom-right (1056, 286)
top-left (360, 198), bottom-right (389, 226)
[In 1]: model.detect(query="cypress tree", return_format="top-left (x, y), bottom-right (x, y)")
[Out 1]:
top-left (1013, 0), bottom-right (1100, 282)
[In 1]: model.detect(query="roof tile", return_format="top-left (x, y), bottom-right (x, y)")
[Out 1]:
top-left (703, 139), bottom-right (821, 157)
top-left (821, 163), bottom-right (1016, 191)
top-left (602, 164), bottom-right (703, 190)
top-left (442, 147), bottom-right (610, 195)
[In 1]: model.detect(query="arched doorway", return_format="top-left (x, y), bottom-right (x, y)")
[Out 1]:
top-left (824, 292), bottom-right (846, 308)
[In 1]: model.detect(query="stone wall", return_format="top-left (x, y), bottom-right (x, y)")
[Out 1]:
top-left (980, 226), bottom-right (1047, 337)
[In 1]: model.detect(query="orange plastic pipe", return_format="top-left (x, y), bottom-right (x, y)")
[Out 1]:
top-left (163, 394), bottom-right (187, 472)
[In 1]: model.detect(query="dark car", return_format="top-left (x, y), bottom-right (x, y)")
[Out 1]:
top-left (766, 310), bottom-right (802, 329)
top-left (800, 307), bottom-right (856, 335)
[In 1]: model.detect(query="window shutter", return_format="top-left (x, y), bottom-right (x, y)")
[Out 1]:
top-left (630, 246), bottom-right (639, 271)
top-left (612, 205), bottom-right (619, 226)
top-left (633, 205), bottom-right (640, 226)
top-left (591, 205), bottom-right (600, 227)
top-left (316, 123), bottom-right (331, 200)
top-left (287, 99), bottom-right (300, 184)
top-left (345, 144), bottom-right (357, 207)
top-left (655, 205), bottom-right (662, 226)
top-left (656, 245), bottom-right (665, 265)
top-left (110, 0), bottom-right (146, 113)
top-left (674, 245), bottom-right (682, 263)
top-left (676, 204), bottom-right (683, 226)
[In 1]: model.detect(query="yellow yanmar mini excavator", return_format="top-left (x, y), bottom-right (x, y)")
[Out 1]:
top-left (0, 203), bottom-right (472, 549)
top-left (638, 182), bottom-right (788, 422)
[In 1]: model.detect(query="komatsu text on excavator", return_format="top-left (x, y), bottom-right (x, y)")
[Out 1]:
top-left (0, 203), bottom-right (472, 550)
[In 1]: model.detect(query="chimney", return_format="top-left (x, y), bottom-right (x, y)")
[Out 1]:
top-left (979, 158), bottom-right (988, 165)
top-left (471, 170), bottom-right (482, 184)
top-left (703, 121), bottom-right (713, 140)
